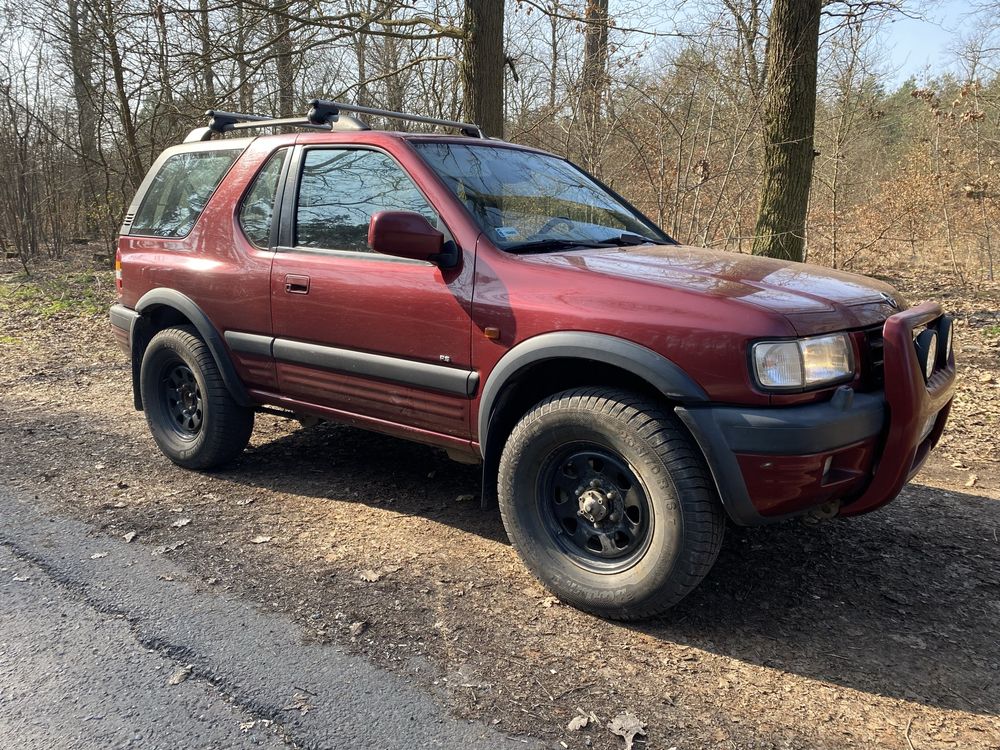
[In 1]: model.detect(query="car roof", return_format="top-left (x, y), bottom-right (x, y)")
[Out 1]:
top-left (174, 129), bottom-right (558, 160)
top-left (397, 132), bottom-right (551, 152)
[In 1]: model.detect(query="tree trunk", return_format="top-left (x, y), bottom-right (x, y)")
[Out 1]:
top-left (355, 29), bottom-right (369, 108)
top-left (153, 1), bottom-right (173, 107)
top-left (461, 0), bottom-right (504, 137)
top-left (273, 1), bottom-right (294, 117)
top-left (235, 0), bottom-right (252, 111)
top-left (580, 0), bottom-right (609, 124)
top-left (381, 35), bottom-right (405, 117)
top-left (548, 2), bottom-right (559, 112)
top-left (722, 0), bottom-right (765, 97)
top-left (100, 0), bottom-right (144, 187)
top-left (198, 0), bottom-right (215, 104)
top-left (750, 0), bottom-right (821, 262)
top-left (67, 0), bottom-right (97, 165)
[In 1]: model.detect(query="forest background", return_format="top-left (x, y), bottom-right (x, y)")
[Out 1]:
top-left (1, 0), bottom-right (998, 286)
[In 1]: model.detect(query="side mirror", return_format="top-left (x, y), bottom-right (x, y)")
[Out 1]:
top-left (368, 211), bottom-right (455, 267)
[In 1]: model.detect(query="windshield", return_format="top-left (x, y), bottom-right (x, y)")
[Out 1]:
top-left (413, 142), bottom-right (671, 252)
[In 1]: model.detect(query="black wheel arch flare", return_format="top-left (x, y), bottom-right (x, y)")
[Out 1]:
top-left (131, 289), bottom-right (252, 410)
top-left (476, 332), bottom-right (710, 508)
top-left (477, 331), bottom-right (710, 452)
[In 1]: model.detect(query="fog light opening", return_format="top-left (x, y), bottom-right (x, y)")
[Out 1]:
top-left (937, 316), bottom-right (954, 366)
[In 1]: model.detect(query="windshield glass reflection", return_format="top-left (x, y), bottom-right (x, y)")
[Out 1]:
top-left (414, 143), bottom-right (670, 252)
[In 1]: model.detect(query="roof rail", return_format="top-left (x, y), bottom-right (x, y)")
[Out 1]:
top-left (307, 99), bottom-right (485, 139)
top-left (183, 108), bottom-right (369, 143)
top-left (182, 100), bottom-right (484, 143)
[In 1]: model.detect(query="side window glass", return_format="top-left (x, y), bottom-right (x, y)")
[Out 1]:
top-left (239, 148), bottom-right (288, 247)
top-left (295, 149), bottom-right (437, 253)
top-left (130, 149), bottom-right (241, 237)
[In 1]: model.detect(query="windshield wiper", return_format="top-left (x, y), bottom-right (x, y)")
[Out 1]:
top-left (595, 232), bottom-right (670, 246)
top-left (505, 238), bottom-right (613, 254)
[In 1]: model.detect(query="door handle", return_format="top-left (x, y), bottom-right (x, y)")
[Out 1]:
top-left (284, 274), bottom-right (310, 294)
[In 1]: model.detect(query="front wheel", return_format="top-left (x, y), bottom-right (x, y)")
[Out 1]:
top-left (139, 326), bottom-right (254, 470)
top-left (498, 388), bottom-right (724, 620)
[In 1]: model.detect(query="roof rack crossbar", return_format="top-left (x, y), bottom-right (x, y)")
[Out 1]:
top-left (184, 101), bottom-right (481, 143)
top-left (307, 99), bottom-right (485, 139)
top-left (206, 110), bottom-right (333, 134)
top-left (206, 109), bottom-right (273, 132)
top-left (185, 108), bottom-right (370, 142)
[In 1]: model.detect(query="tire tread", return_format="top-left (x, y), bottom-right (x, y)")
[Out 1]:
top-left (140, 326), bottom-right (253, 470)
top-left (498, 387), bottom-right (724, 621)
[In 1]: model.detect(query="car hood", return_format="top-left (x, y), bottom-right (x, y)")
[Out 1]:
top-left (520, 243), bottom-right (904, 335)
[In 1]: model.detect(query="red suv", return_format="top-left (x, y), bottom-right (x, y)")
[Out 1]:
top-left (110, 100), bottom-right (957, 619)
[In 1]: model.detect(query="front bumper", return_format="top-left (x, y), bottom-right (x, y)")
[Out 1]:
top-left (676, 303), bottom-right (957, 525)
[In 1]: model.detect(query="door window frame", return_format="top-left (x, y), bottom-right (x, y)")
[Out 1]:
top-left (236, 146), bottom-right (293, 250)
top-left (275, 144), bottom-right (456, 262)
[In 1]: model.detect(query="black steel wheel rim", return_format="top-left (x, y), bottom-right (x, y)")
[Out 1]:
top-left (537, 444), bottom-right (652, 573)
top-left (160, 360), bottom-right (203, 438)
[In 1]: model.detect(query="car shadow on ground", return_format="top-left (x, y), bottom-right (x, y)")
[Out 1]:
top-left (227, 421), bottom-right (999, 718)
top-left (659, 480), bottom-right (1000, 717)
top-left (232, 420), bottom-right (504, 542)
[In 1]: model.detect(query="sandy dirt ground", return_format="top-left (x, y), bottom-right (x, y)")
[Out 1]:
top-left (1, 257), bottom-right (998, 749)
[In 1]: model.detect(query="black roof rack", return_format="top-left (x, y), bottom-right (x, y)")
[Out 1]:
top-left (184, 100), bottom-right (485, 143)
top-left (183, 108), bottom-right (367, 143)
top-left (307, 99), bottom-right (484, 139)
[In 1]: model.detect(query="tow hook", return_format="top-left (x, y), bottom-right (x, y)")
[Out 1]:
top-left (800, 500), bottom-right (841, 526)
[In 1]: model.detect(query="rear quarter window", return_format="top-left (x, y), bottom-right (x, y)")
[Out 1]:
top-left (130, 149), bottom-right (242, 238)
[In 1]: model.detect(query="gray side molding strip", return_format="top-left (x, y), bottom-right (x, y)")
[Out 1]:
top-left (477, 331), bottom-right (709, 452)
top-left (224, 331), bottom-right (274, 358)
top-left (270, 338), bottom-right (479, 397)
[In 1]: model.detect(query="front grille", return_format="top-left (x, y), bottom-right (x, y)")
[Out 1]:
top-left (859, 325), bottom-right (885, 390)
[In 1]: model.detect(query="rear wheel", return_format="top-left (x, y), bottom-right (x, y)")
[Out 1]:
top-left (498, 387), bottom-right (724, 620)
top-left (140, 326), bottom-right (254, 469)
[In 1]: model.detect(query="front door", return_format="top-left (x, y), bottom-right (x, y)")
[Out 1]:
top-left (269, 145), bottom-right (476, 440)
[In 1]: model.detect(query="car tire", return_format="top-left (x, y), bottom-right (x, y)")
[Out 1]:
top-left (139, 325), bottom-right (254, 470)
top-left (498, 387), bottom-right (724, 620)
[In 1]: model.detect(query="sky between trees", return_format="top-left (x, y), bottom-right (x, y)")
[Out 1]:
top-left (1, 0), bottom-right (998, 283)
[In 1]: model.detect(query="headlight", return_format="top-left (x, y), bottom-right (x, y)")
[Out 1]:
top-left (914, 328), bottom-right (938, 381)
top-left (752, 333), bottom-right (854, 390)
